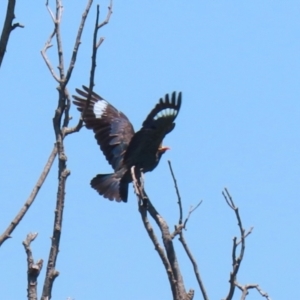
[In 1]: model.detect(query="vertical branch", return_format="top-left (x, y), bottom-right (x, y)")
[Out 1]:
top-left (64, 1), bottom-right (114, 136)
top-left (54, 0), bottom-right (65, 81)
top-left (23, 233), bottom-right (43, 300)
top-left (131, 166), bottom-right (192, 300)
top-left (41, 167), bottom-right (70, 300)
top-left (148, 201), bottom-right (187, 300)
top-left (63, 0), bottom-right (93, 87)
top-left (40, 0), bottom-right (68, 295)
top-left (40, 1), bottom-right (111, 299)
top-left (222, 188), bottom-right (254, 300)
top-left (131, 167), bottom-right (177, 299)
top-left (168, 161), bottom-right (183, 224)
top-left (168, 161), bottom-right (207, 300)
top-left (0, 0), bottom-right (24, 67)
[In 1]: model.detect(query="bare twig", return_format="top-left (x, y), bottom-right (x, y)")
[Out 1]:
top-left (0, 0), bottom-right (24, 68)
top-left (235, 282), bottom-right (272, 300)
top-left (0, 146), bottom-right (57, 247)
top-left (97, 0), bottom-right (113, 30)
top-left (221, 188), bottom-right (271, 300)
top-left (168, 160), bottom-right (183, 224)
top-left (179, 233), bottom-right (208, 300)
top-left (65, 1), bottom-right (114, 136)
top-left (41, 1), bottom-right (62, 83)
top-left (131, 167), bottom-right (177, 299)
top-left (222, 188), bottom-right (246, 300)
top-left (40, 1), bottom-right (94, 298)
top-left (236, 227), bottom-right (253, 246)
top-left (131, 166), bottom-right (192, 300)
top-left (53, 0), bottom-right (65, 81)
top-left (64, 4), bottom-right (101, 136)
top-left (63, 0), bottom-right (93, 87)
top-left (41, 167), bottom-right (70, 300)
top-left (168, 161), bottom-right (207, 300)
top-left (171, 202), bottom-right (202, 239)
top-left (23, 233), bottom-right (43, 300)
top-left (183, 202), bottom-right (202, 228)
top-left (131, 167), bottom-right (177, 295)
top-left (40, 1), bottom-right (112, 299)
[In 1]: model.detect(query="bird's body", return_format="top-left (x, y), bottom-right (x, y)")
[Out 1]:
top-left (73, 86), bottom-right (181, 202)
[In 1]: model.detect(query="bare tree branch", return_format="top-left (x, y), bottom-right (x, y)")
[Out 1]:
top-left (0, 146), bottom-right (57, 247)
top-left (23, 233), bottom-right (43, 300)
top-left (64, 1), bottom-right (114, 136)
top-left (222, 188), bottom-right (271, 300)
top-left (0, 0), bottom-right (24, 68)
top-left (168, 160), bottom-right (183, 224)
top-left (168, 161), bottom-right (208, 300)
top-left (63, 0), bottom-right (93, 87)
top-left (131, 167), bottom-right (176, 295)
top-left (178, 233), bottom-right (207, 300)
top-left (97, 0), bottom-right (113, 29)
top-left (41, 1), bottom-right (63, 83)
top-left (53, 0), bottom-right (65, 81)
top-left (40, 1), bottom-right (94, 298)
top-left (40, 1), bottom-right (114, 298)
top-left (235, 282), bottom-right (272, 300)
top-left (171, 202), bottom-right (202, 240)
top-left (41, 167), bottom-right (70, 300)
top-left (131, 166), bottom-right (192, 300)
top-left (222, 188), bottom-right (249, 300)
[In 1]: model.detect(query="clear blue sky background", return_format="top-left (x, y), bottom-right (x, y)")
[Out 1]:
top-left (0, 1), bottom-right (299, 299)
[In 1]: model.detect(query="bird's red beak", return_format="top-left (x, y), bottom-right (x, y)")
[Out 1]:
top-left (158, 146), bottom-right (170, 153)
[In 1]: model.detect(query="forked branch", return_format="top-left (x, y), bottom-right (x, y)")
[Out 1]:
top-left (235, 282), bottom-right (272, 300)
top-left (64, 1), bottom-right (114, 136)
top-left (222, 188), bottom-right (270, 300)
top-left (23, 233), bottom-right (43, 300)
top-left (40, 1), bottom-right (95, 299)
top-left (0, 0), bottom-right (24, 67)
top-left (168, 161), bottom-right (208, 300)
top-left (131, 166), bottom-right (193, 300)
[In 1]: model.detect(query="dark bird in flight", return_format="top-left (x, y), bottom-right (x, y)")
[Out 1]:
top-left (73, 86), bottom-right (182, 202)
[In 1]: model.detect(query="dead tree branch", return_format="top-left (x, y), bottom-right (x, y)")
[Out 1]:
top-left (131, 167), bottom-right (175, 295)
top-left (235, 282), bottom-right (272, 300)
top-left (168, 160), bottom-right (183, 224)
top-left (64, 0), bottom-right (113, 136)
top-left (23, 233), bottom-right (43, 300)
top-left (40, 1), bottom-right (95, 298)
top-left (222, 188), bottom-right (250, 300)
top-left (64, 0), bottom-right (93, 87)
top-left (0, 0), bottom-right (24, 68)
top-left (222, 188), bottom-right (270, 300)
top-left (131, 166), bottom-right (193, 300)
top-left (40, 1), bottom-right (113, 298)
top-left (0, 146), bottom-right (57, 247)
top-left (168, 161), bottom-right (208, 300)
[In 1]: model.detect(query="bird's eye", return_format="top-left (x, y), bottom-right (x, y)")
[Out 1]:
top-left (154, 108), bottom-right (177, 120)
top-left (93, 100), bottom-right (108, 118)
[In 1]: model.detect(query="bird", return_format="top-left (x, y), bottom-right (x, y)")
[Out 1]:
top-left (72, 86), bottom-right (182, 202)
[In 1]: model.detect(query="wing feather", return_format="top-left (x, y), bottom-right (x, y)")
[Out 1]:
top-left (124, 92), bottom-right (181, 166)
top-left (72, 86), bottom-right (135, 170)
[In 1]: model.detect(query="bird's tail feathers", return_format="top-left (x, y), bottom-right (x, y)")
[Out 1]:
top-left (91, 173), bottom-right (128, 202)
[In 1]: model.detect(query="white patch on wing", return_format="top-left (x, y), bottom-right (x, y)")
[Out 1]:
top-left (154, 108), bottom-right (177, 120)
top-left (93, 100), bottom-right (108, 118)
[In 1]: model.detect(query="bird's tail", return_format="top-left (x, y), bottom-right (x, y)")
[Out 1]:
top-left (90, 173), bottom-right (129, 202)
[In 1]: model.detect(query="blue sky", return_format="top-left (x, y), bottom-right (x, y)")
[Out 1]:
top-left (0, 1), bottom-right (299, 299)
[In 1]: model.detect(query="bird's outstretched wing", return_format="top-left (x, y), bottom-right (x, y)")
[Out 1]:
top-left (72, 86), bottom-right (135, 171)
top-left (124, 92), bottom-right (182, 165)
